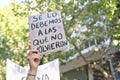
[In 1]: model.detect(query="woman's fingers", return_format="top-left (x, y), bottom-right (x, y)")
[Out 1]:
top-left (29, 49), bottom-right (39, 55)
top-left (28, 44), bottom-right (42, 63)
top-left (28, 54), bottom-right (42, 65)
top-left (33, 55), bottom-right (41, 62)
top-left (28, 52), bottom-right (41, 60)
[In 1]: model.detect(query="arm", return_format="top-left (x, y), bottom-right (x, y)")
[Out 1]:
top-left (26, 45), bottom-right (42, 80)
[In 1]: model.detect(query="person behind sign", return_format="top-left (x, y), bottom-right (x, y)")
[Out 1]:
top-left (26, 44), bottom-right (42, 80)
top-left (115, 59), bottom-right (120, 80)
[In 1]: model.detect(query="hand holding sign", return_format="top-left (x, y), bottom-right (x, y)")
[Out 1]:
top-left (29, 11), bottom-right (68, 55)
top-left (26, 44), bottom-right (42, 80)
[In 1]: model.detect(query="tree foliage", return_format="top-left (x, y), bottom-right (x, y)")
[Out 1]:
top-left (31, 0), bottom-right (119, 61)
top-left (29, 0), bottom-right (120, 79)
top-left (0, 0), bottom-right (120, 79)
top-left (0, 2), bottom-right (29, 79)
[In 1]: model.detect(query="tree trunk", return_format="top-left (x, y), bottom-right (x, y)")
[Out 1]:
top-left (89, 64), bottom-right (110, 79)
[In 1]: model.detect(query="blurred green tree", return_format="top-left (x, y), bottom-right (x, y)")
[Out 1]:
top-left (0, 0), bottom-right (120, 79)
top-left (30, 0), bottom-right (119, 79)
top-left (0, 2), bottom-right (29, 79)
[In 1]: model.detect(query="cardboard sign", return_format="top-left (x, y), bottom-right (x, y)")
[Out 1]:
top-left (28, 11), bottom-right (67, 55)
top-left (6, 59), bottom-right (60, 80)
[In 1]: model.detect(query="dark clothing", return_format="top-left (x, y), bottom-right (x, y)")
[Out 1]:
top-left (115, 71), bottom-right (120, 80)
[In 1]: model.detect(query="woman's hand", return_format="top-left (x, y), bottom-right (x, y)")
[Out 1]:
top-left (26, 44), bottom-right (42, 80)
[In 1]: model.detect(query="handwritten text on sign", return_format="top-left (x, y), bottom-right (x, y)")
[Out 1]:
top-left (29, 11), bottom-right (67, 54)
